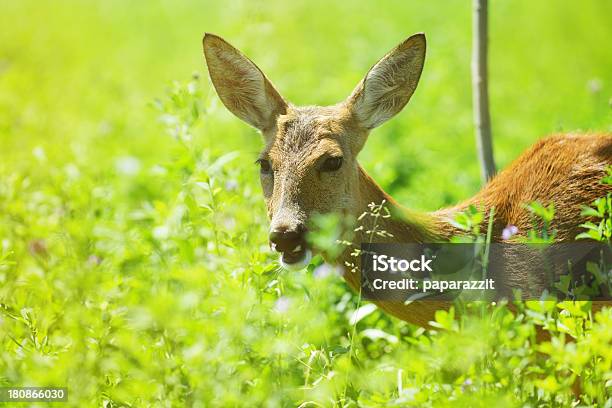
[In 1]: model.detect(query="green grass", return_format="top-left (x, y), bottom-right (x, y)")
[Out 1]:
top-left (0, 1), bottom-right (611, 406)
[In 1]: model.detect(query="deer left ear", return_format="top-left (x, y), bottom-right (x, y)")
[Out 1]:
top-left (346, 33), bottom-right (426, 130)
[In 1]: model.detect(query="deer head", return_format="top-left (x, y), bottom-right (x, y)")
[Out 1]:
top-left (203, 33), bottom-right (426, 269)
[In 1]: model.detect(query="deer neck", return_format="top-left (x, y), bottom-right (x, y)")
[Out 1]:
top-left (352, 165), bottom-right (452, 244)
top-left (338, 165), bottom-right (454, 289)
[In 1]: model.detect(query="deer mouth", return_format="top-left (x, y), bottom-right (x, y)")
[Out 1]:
top-left (278, 245), bottom-right (312, 271)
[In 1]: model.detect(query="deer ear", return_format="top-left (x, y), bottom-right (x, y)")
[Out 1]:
top-left (203, 33), bottom-right (287, 133)
top-left (347, 33), bottom-right (426, 130)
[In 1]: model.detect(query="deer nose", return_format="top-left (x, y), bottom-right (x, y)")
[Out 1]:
top-left (269, 225), bottom-right (306, 253)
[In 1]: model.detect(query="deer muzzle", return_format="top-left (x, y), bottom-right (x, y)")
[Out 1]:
top-left (269, 224), bottom-right (311, 270)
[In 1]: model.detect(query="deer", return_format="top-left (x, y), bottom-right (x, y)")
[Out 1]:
top-left (202, 32), bottom-right (611, 327)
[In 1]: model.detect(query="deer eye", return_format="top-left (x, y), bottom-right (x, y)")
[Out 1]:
top-left (321, 156), bottom-right (343, 172)
top-left (256, 159), bottom-right (272, 174)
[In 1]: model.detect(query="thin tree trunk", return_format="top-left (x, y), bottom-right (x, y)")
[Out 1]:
top-left (472, 0), bottom-right (496, 184)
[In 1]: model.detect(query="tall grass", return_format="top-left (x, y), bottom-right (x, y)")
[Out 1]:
top-left (1, 1), bottom-right (611, 406)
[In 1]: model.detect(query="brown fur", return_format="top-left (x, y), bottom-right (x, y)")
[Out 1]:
top-left (203, 33), bottom-right (611, 328)
top-left (340, 134), bottom-right (612, 325)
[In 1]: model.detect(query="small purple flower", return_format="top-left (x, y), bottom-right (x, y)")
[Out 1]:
top-left (313, 264), bottom-right (330, 279)
top-left (274, 297), bottom-right (291, 313)
top-left (87, 254), bottom-right (102, 266)
top-left (502, 225), bottom-right (519, 240)
top-left (587, 78), bottom-right (602, 94)
top-left (225, 180), bottom-right (238, 191)
top-left (313, 263), bottom-right (341, 279)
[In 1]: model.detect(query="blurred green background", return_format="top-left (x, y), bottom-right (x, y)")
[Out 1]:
top-left (0, 1), bottom-right (610, 406)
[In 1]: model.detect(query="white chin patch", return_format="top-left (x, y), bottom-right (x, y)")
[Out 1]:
top-left (280, 249), bottom-right (312, 271)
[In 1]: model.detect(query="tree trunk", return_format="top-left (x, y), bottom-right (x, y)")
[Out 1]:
top-left (472, 0), bottom-right (496, 184)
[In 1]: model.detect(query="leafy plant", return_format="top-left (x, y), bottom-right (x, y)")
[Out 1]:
top-left (577, 166), bottom-right (612, 241)
top-left (521, 201), bottom-right (557, 243)
top-left (1, 1), bottom-right (611, 406)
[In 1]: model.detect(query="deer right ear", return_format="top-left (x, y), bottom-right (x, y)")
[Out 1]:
top-left (203, 33), bottom-right (287, 133)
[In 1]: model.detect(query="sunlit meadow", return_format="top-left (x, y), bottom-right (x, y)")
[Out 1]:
top-left (1, 1), bottom-right (611, 406)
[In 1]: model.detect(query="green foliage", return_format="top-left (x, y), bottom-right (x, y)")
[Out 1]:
top-left (521, 202), bottom-right (557, 243)
top-left (1, 1), bottom-right (611, 407)
top-left (577, 166), bottom-right (612, 241)
top-left (307, 212), bottom-right (354, 262)
top-left (450, 204), bottom-right (486, 241)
